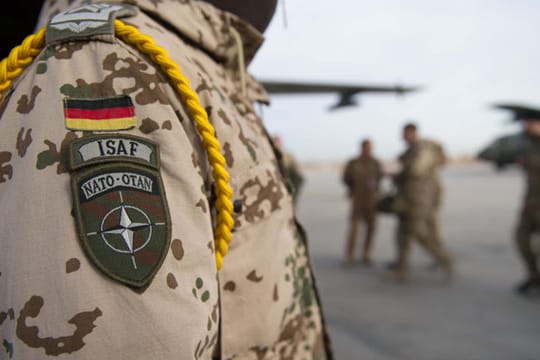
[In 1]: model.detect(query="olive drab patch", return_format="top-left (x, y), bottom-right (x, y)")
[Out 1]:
top-left (46, 4), bottom-right (137, 45)
top-left (69, 135), bottom-right (171, 288)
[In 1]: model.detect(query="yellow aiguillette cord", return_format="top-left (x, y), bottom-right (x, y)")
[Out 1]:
top-left (0, 20), bottom-right (234, 270)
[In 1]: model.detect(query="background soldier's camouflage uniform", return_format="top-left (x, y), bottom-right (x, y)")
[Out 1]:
top-left (342, 155), bottom-right (382, 264)
top-left (0, 1), bottom-right (330, 358)
top-left (393, 138), bottom-right (453, 277)
top-left (516, 135), bottom-right (540, 286)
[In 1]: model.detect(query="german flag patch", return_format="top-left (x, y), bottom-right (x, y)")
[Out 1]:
top-left (64, 95), bottom-right (136, 131)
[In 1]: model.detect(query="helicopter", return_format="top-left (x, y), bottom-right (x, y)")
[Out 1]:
top-left (477, 103), bottom-right (538, 170)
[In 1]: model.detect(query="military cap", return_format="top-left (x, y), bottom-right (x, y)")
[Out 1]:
top-left (494, 103), bottom-right (540, 121)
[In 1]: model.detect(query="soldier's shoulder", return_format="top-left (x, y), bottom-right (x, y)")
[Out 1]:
top-left (45, 4), bottom-right (138, 46)
top-left (0, 4), bottom-right (143, 92)
top-left (346, 157), bottom-right (361, 166)
top-left (419, 138), bottom-right (444, 151)
top-left (418, 138), bottom-right (436, 146)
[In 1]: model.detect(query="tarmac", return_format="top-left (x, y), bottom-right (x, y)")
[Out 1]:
top-left (296, 162), bottom-right (540, 360)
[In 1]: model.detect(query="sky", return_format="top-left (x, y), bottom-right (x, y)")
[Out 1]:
top-left (248, 0), bottom-right (540, 162)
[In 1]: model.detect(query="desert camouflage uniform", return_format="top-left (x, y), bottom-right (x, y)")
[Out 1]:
top-left (0, 1), bottom-right (330, 359)
top-left (516, 136), bottom-right (540, 281)
top-left (342, 155), bottom-right (382, 263)
top-left (394, 139), bottom-right (452, 276)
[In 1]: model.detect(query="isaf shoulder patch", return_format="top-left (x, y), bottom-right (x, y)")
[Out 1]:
top-left (69, 135), bottom-right (171, 288)
top-left (69, 134), bottom-right (160, 170)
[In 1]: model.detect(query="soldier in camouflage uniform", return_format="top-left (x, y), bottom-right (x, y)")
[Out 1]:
top-left (390, 123), bottom-right (453, 281)
top-left (0, 1), bottom-right (331, 359)
top-left (342, 139), bottom-right (383, 265)
top-left (514, 112), bottom-right (540, 294)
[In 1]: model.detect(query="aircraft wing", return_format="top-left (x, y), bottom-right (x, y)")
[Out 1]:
top-left (260, 80), bottom-right (420, 111)
top-left (493, 103), bottom-right (540, 122)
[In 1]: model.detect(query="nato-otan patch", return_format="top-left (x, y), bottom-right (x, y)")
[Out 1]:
top-left (71, 159), bottom-right (170, 288)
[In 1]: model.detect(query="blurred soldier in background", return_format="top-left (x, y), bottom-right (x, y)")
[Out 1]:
top-left (342, 139), bottom-right (383, 265)
top-left (389, 123), bottom-right (453, 280)
top-left (513, 109), bottom-right (540, 295)
top-left (273, 135), bottom-right (305, 206)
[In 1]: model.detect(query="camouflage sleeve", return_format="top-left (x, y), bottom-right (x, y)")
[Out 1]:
top-left (408, 143), bottom-right (442, 178)
top-left (409, 149), bottom-right (431, 177)
top-left (0, 37), bottom-right (219, 359)
top-left (437, 142), bottom-right (448, 166)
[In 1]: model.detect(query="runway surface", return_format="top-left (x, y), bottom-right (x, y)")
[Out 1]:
top-left (296, 163), bottom-right (540, 360)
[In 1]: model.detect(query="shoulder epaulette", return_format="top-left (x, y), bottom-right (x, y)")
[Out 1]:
top-left (46, 3), bottom-right (137, 45)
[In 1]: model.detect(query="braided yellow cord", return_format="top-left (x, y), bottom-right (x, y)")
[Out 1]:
top-left (0, 28), bottom-right (45, 99)
top-left (0, 21), bottom-right (234, 270)
top-left (115, 20), bottom-right (234, 270)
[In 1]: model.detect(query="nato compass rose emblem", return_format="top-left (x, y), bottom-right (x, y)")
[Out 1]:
top-left (71, 161), bottom-right (171, 288)
top-left (89, 191), bottom-right (163, 271)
